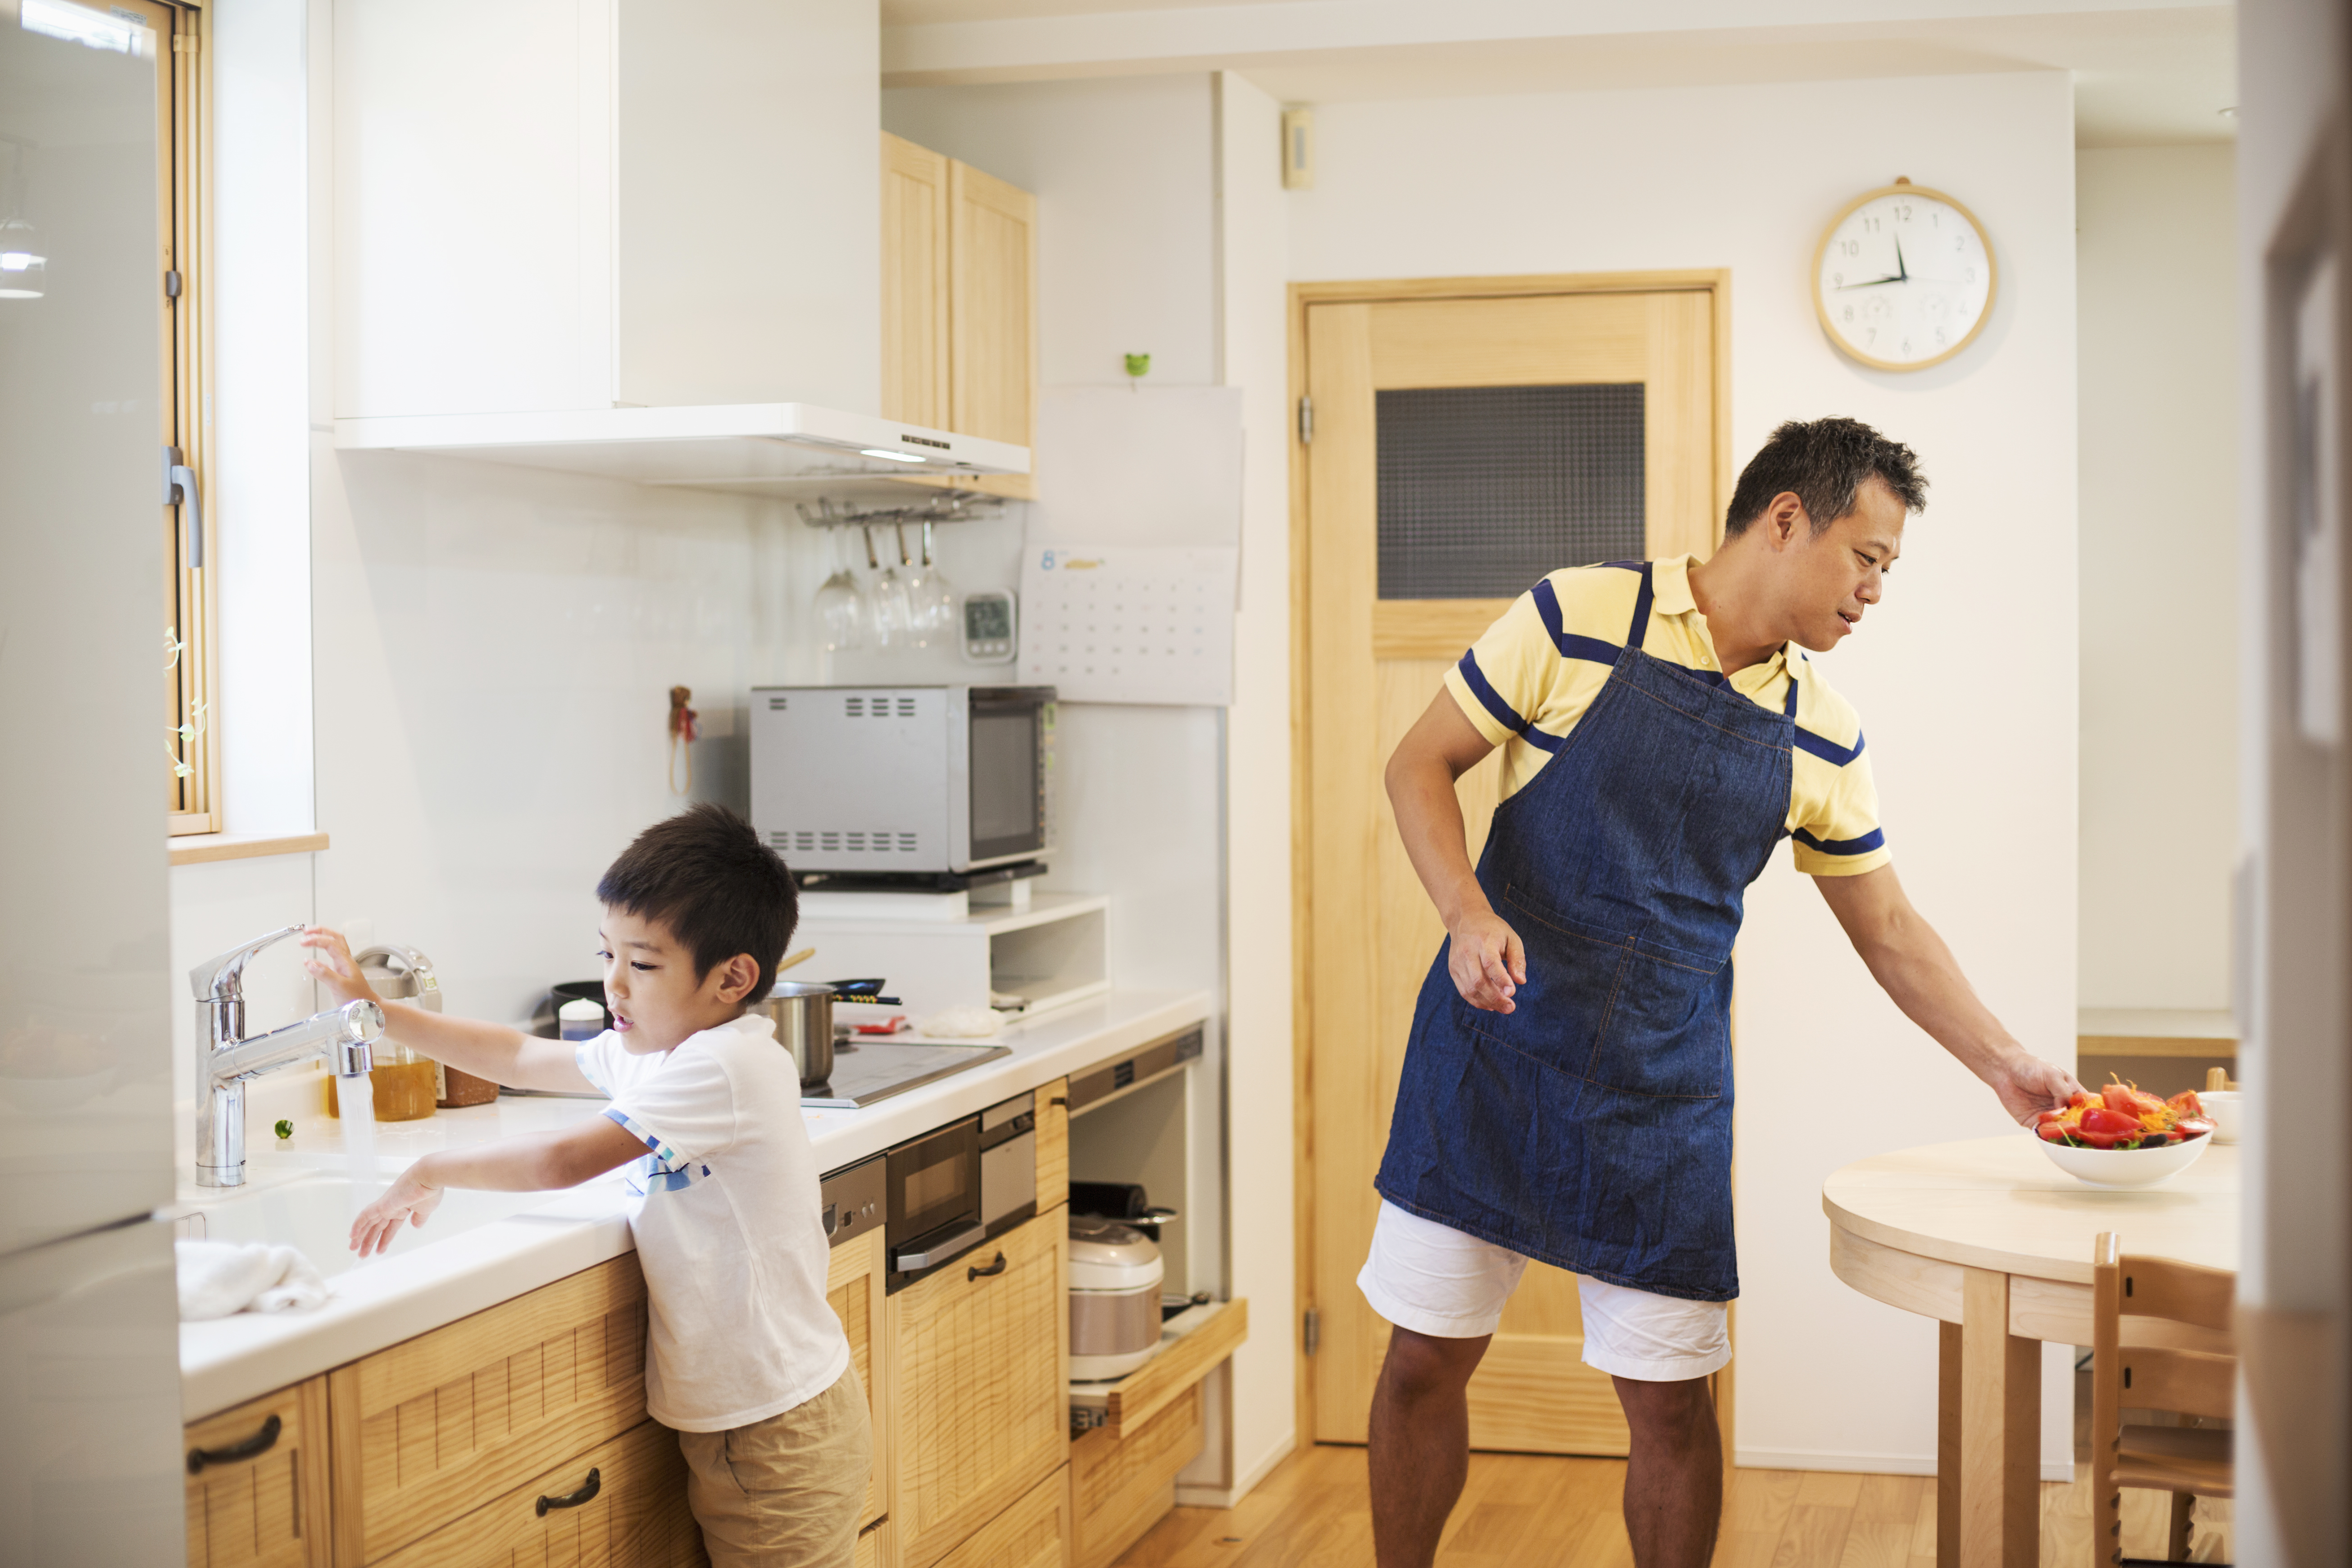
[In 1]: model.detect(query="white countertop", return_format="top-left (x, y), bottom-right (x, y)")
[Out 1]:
top-left (177, 987), bottom-right (1210, 1421)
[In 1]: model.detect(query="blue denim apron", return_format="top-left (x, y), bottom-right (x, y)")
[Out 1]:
top-left (1375, 563), bottom-right (1794, 1302)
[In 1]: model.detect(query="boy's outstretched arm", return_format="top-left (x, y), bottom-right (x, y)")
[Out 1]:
top-left (300, 926), bottom-right (595, 1094)
top-left (1813, 864), bottom-right (2082, 1124)
top-left (350, 1118), bottom-right (644, 1258)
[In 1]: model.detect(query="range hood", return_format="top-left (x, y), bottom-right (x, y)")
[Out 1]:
top-left (333, 404), bottom-right (1030, 500)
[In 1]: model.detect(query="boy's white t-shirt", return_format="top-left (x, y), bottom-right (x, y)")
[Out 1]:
top-left (574, 1012), bottom-right (849, 1433)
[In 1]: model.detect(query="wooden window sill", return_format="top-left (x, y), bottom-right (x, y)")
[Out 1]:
top-left (168, 830), bottom-right (330, 867)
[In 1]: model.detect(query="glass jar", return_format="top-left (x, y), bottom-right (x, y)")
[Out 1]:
top-left (325, 1040), bottom-right (439, 1122)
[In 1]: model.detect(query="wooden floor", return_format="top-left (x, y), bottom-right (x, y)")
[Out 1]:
top-left (1111, 1445), bottom-right (2234, 1567)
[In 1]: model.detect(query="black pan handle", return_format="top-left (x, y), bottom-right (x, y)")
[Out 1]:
top-left (536, 1468), bottom-right (601, 1517)
top-left (187, 1413), bottom-right (281, 1474)
top-left (968, 1251), bottom-right (1008, 1282)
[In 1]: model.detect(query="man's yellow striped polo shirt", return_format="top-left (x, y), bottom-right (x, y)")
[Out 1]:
top-left (1439, 554), bottom-right (1892, 878)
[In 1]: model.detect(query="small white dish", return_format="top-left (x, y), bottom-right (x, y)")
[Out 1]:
top-left (2034, 1129), bottom-right (2214, 1189)
top-left (2198, 1090), bottom-right (2242, 1145)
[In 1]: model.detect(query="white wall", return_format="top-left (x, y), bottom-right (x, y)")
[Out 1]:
top-left (2076, 145), bottom-right (2239, 1013)
top-left (1288, 72), bottom-right (2080, 1473)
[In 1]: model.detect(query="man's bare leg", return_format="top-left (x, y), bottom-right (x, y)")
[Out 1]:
top-left (1610, 1374), bottom-right (1722, 1568)
top-left (1368, 1328), bottom-right (1490, 1568)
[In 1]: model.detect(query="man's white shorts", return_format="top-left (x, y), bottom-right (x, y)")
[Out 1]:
top-left (1356, 1199), bottom-right (1730, 1382)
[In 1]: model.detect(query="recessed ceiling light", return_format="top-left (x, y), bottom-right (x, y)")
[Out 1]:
top-left (859, 449), bottom-right (927, 464)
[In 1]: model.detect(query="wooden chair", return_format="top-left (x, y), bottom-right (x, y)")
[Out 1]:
top-left (2090, 1231), bottom-right (2236, 1564)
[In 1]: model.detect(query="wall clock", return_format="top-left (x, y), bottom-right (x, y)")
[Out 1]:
top-left (1813, 177), bottom-right (1997, 371)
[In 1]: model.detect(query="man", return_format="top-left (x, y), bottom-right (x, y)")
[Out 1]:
top-left (1363, 418), bottom-right (2079, 1568)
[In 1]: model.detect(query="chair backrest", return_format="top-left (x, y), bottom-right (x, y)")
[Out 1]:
top-left (2089, 1232), bottom-right (2239, 1564)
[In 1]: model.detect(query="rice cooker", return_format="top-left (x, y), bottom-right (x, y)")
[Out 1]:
top-left (1068, 1215), bottom-right (1165, 1381)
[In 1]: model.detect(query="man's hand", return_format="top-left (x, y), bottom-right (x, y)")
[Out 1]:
top-left (350, 1161), bottom-right (445, 1259)
top-left (1986, 1051), bottom-right (2083, 1127)
top-left (300, 927), bottom-right (381, 1010)
top-left (1448, 909), bottom-right (1527, 1014)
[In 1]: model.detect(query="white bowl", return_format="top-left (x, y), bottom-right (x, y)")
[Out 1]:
top-left (2198, 1090), bottom-right (2242, 1145)
top-left (2034, 1128), bottom-right (2214, 1188)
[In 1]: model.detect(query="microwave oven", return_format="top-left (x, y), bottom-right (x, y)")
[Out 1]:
top-left (750, 685), bottom-right (1054, 876)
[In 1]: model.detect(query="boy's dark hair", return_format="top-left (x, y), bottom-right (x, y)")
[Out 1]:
top-left (596, 804), bottom-right (798, 1002)
top-left (1724, 417), bottom-right (1928, 537)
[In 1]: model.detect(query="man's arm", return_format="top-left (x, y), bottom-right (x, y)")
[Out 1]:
top-left (300, 927), bottom-right (595, 1094)
top-left (1813, 865), bottom-right (2081, 1123)
top-left (350, 1117), bottom-right (644, 1258)
top-left (1386, 690), bottom-right (1525, 1013)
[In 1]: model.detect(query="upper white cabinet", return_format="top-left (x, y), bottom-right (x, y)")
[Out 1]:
top-left (333, 0), bottom-right (881, 421)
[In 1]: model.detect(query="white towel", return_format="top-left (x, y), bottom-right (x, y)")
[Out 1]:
top-left (175, 1240), bottom-right (329, 1320)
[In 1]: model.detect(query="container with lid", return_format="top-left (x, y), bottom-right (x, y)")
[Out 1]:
top-left (1069, 1215), bottom-right (1165, 1381)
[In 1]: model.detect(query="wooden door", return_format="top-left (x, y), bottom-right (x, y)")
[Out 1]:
top-left (1300, 282), bottom-right (1722, 1452)
top-left (948, 159), bottom-right (1038, 500)
top-left (184, 1378), bottom-right (333, 1568)
top-left (887, 1210), bottom-right (1068, 1568)
top-left (881, 133), bottom-right (950, 431)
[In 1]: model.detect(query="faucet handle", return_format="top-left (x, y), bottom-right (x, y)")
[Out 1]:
top-left (189, 925), bottom-right (305, 1002)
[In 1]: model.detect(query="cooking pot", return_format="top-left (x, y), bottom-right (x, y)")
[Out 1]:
top-left (761, 981), bottom-right (836, 1085)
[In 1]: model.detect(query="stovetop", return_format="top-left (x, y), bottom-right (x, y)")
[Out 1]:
top-left (800, 1038), bottom-right (1013, 1109)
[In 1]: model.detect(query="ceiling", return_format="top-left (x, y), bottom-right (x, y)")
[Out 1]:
top-left (879, 0), bottom-right (2236, 147)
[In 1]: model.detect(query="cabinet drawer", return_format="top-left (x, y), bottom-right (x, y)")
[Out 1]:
top-left (186, 1377), bottom-right (332, 1568)
top-left (367, 1419), bottom-right (702, 1568)
top-left (827, 1229), bottom-right (890, 1534)
top-left (1070, 1384), bottom-right (1200, 1568)
top-left (890, 1209), bottom-right (1068, 1568)
top-left (931, 1465), bottom-right (1066, 1568)
top-left (330, 1255), bottom-right (650, 1564)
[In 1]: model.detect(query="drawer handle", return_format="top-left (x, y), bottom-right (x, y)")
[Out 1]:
top-left (1048, 1096), bottom-right (1068, 1109)
top-left (187, 1412), bottom-right (281, 1474)
top-left (537, 1468), bottom-right (601, 1517)
top-left (968, 1251), bottom-right (1008, 1282)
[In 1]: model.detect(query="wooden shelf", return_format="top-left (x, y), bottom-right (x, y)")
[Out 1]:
top-left (169, 830), bottom-right (329, 867)
top-left (2078, 1007), bottom-right (2237, 1060)
top-left (1069, 1298), bottom-right (1247, 1440)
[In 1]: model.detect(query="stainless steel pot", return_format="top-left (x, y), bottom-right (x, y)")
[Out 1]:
top-left (762, 982), bottom-right (835, 1084)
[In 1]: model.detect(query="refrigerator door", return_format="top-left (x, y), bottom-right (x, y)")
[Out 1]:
top-left (0, 1220), bottom-right (186, 1565)
top-left (0, 0), bottom-right (179, 1250)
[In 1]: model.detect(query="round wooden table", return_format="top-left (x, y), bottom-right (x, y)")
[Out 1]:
top-left (1823, 1135), bottom-right (2239, 1568)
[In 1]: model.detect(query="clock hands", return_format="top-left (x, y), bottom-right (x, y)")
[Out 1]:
top-left (1893, 234), bottom-right (1909, 282)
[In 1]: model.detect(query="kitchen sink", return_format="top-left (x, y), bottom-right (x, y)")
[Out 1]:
top-left (177, 1176), bottom-right (567, 1280)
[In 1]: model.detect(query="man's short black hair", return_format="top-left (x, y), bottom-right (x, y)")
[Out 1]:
top-left (1724, 417), bottom-right (1928, 537)
top-left (596, 804), bottom-right (798, 1003)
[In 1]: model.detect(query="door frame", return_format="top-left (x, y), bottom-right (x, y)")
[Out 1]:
top-left (1286, 269), bottom-right (1735, 1454)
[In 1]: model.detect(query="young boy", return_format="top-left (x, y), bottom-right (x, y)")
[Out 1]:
top-left (303, 804), bottom-right (870, 1568)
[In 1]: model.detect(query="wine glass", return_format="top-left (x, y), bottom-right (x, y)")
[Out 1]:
top-left (812, 527), bottom-right (866, 651)
top-left (910, 520), bottom-right (959, 640)
top-left (864, 525), bottom-right (913, 649)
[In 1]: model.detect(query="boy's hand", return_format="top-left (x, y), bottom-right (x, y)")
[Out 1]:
top-left (350, 1161), bottom-right (445, 1259)
top-left (301, 927), bottom-right (382, 1009)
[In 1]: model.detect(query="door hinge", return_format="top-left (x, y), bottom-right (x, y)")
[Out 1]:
top-left (1297, 394), bottom-right (1314, 446)
top-left (164, 269), bottom-right (182, 300)
top-left (1302, 1306), bottom-right (1321, 1356)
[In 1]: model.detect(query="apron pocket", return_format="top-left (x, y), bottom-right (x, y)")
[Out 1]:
top-left (1577, 951), bottom-right (1729, 1100)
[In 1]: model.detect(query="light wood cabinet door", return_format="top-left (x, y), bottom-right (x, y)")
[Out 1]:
top-left (930, 1465), bottom-right (1068, 1568)
top-left (185, 1377), bottom-right (333, 1568)
top-left (328, 1254), bottom-right (650, 1564)
top-left (947, 158), bottom-right (1037, 501)
top-left (882, 132), bottom-right (951, 431)
top-left (1034, 1077), bottom-right (1068, 1213)
top-left (889, 1209), bottom-right (1068, 1568)
top-left (827, 1228), bottom-right (891, 1539)
top-left (365, 1418), bottom-right (702, 1568)
top-left (1069, 1384), bottom-right (1199, 1568)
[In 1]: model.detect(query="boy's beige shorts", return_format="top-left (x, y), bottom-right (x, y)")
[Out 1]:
top-left (678, 1364), bottom-right (875, 1567)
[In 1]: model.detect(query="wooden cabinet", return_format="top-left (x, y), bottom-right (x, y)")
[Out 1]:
top-left (185, 1377), bottom-right (333, 1568)
top-left (931, 1467), bottom-right (1069, 1568)
top-left (827, 1228), bottom-right (892, 1541)
top-left (1034, 1077), bottom-right (1068, 1213)
top-left (879, 135), bottom-right (1037, 500)
top-left (366, 1418), bottom-right (702, 1568)
top-left (1070, 1386), bottom-right (1201, 1568)
top-left (327, 1254), bottom-right (650, 1565)
top-left (888, 1209), bottom-right (1069, 1568)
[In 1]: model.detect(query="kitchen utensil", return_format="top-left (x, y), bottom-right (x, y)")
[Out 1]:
top-left (760, 980), bottom-right (836, 1085)
top-left (778, 947), bottom-right (815, 974)
top-left (904, 520), bottom-right (957, 641)
top-left (1069, 1215), bottom-right (1165, 1380)
top-left (2034, 1128), bottom-right (2213, 1189)
top-left (1070, 1180), bottom-right (1179, 1242)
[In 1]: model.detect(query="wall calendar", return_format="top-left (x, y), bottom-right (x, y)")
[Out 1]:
top-left (1015, 543), bottom-right (1240, 706)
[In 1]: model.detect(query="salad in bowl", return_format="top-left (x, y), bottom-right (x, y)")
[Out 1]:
top-left (2032, 1081), bottom-right (2216, 1188)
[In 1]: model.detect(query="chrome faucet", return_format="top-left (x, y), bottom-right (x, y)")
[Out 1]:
top-left (193, 925), bottom-right (384, 1188)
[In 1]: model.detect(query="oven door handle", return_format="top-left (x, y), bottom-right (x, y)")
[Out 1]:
top-left (894, 1221), bottom-right (987, 1273)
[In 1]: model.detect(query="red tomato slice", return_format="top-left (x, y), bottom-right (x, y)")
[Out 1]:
top-left (2100, 1083), bottom-right (2143, 1116)
top-left (2167, 1090), bottom-right (2206, 1119)
top-left (2036, 1122), bottom-right (2072, 1144)
top-left (2081, 1107), bottom-right (2141, 1135)
top-left (2073, 1126), bottom-right (2131, 1148)
top-left (2175, 1119), bottom-right (2213, 1140)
